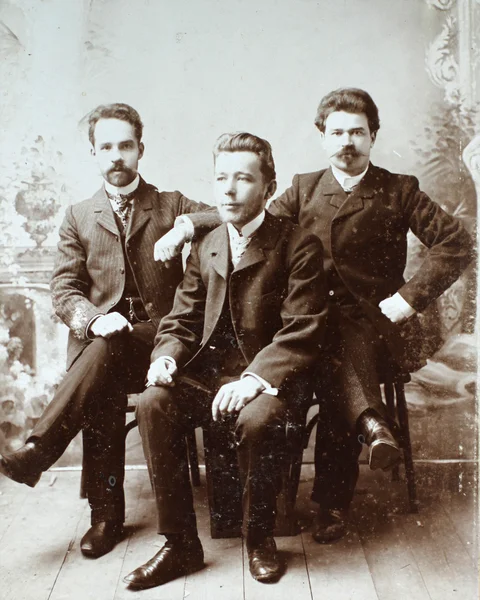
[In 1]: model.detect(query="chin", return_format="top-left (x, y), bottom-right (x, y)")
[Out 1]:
top-left (107, 172), bottom-right (134, 186)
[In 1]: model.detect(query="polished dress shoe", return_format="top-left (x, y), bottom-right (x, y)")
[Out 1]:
top-left (80, 521), bottom-right (124, 558)
top-left (247, 536), bottom-right (282, 583)
top-left (124, 537), bottom-right (204, 590)
top-left (312, 508), bottom-right (348, 543)
top-left (0, 442), bottom-right (43, 487)
top-left (358, 411), bottom-right (401, 471)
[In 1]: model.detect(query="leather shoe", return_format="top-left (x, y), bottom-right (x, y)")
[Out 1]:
top-left (0, 442), bottom-right (43, 487)
top-left (312, 508), bottom-right (348, 543)
top-left (247, 536), bottom-right (282, 583)
top-left (358, 411), bottom-right (401, 471)
top-left (124, 537), bottom-right (204, 590)
top-left (80, 521), bottom-right (124, 558)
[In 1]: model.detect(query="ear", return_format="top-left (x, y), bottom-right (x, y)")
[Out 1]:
top-left (265, 179), bottom-right (277, 200)
top-left (138, 142), bottom-right (145, 160)
top-left (370, 131), bottom-right (377, 146)
top-left (90, 145), bottom-right (96, 157)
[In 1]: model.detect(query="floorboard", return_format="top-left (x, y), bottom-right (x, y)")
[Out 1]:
top-left (0, 472), bottom-right (86, 600)
top-left (184, 484), bottom-right (244, 600)
top-left (49, 470), bottom-right (144, 600)
top-left (0, 463), bottom-right (476, 600)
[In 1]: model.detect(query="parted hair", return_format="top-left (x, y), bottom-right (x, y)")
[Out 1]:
top-left (213, 132), bottom-right (276, 183)
top-left (314, 88), bottom-right (380, 134)
top-left (87, 103), bottom-right (144, 145)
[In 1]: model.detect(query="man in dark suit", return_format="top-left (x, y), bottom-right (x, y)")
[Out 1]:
top-left (123, 133), bottom-right (327, 590)
top-left (0, 103), bottom-right (215, 558)
top-left (156, 89), bottom-right (473, 544)
top-left (267, 88), bottom-right (473, 542)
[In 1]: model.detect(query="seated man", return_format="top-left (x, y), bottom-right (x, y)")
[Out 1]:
top-left (0, 103), bottom-right (215, 558)
top-left (155, 89), bottom-right (474, 544)
top-left (123, 132), bottom-right (327, 590)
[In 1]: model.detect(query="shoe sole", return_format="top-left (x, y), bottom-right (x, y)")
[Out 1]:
top-left (124, 560), bottom-right (205, 590)
top-left (0, 459), bottom-right (41, 488)
top-left (369, 440), bottom-right (402, 471)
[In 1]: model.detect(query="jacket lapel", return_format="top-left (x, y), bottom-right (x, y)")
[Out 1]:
top-left (234, 212), bottom-right (280, 272)
top-left (93, 188), bottom-right (119, 237)
top-left (332, 164), bottom-right (380, 220)
top-left (126, 178), bottom-right (153, 241)
top-left (209, 224), bottom-right (231, 280)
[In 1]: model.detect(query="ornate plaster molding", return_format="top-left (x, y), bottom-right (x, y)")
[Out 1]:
top-left (425, 0), bottom-right (456, 9)
top-left (425, 15), bottom-right (460, 102)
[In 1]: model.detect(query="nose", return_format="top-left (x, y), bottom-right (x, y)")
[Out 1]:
top-left (224, 178), bottom-right (236, 195)
top-left (110, 146), bottom-right (122, 162)
top-left (341, 132), bottom-right (353, 146)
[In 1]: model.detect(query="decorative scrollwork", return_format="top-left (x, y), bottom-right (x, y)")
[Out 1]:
top-left (425, 15), bottom-right (460, 102)
top-left (425, 0), bottom-right (456, 9)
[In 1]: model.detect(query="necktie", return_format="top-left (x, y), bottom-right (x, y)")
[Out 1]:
top-left (107, 190), bottom-right (135, 228)
top-left (231, 235), bottom-right (250, 267)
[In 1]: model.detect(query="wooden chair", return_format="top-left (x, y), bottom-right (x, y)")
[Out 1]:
top-left (302, 373), bottom-right (419, 513)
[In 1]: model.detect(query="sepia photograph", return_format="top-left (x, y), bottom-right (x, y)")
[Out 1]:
top-left (0, 0), bottom-right (478, 598)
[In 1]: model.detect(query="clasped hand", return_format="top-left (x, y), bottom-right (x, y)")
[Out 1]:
top-left (89, 312), bottom-right (133, 338)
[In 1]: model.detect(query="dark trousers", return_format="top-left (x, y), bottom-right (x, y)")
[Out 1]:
top-left (28, 322), bottom-right (156, 524)
top-left (312, 305), bottom-right (392, 509)
top-left (136, 380), bottom-right (288, 539)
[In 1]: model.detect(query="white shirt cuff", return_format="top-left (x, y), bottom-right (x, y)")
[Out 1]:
top-left (174, 216), bottom-right (195, 242)
top-left (85, 314), bottom-right (103, 339)
top-left (391, 292), bottom-right (416, 319)
top-left (242, 372), bottom-right (278, 396)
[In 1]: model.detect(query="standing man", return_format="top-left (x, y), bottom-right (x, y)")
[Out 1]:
top-left (155, 89), bottom-right (473, 544)
top-left (0, 103), bottom-right (215, 558)
top-left (123, 133), bottom-right (327, 590)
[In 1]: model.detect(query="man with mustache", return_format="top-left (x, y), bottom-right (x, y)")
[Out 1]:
top-left (0, 103), bottom-right (215, 558)
top-left (155, 88), bottom-right (473, 544)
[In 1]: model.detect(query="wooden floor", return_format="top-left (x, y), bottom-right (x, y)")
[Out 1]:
top-left (0, 463), bottom-right (477, 600)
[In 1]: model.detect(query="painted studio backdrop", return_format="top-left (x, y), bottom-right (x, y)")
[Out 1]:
top-left (0, 0), bottom-right (477, 465)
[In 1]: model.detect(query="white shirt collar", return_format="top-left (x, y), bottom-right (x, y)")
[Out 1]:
top-left (104, 174), bottom-right (140, 197)
top-left (331, 164), bottom-right (369, 191)
top-left (227, 210), bottom-right (266, 241)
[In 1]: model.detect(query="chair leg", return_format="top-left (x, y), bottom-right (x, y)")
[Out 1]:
top-left (395, 382), bottom-right (418, 513)
top-left (384, 382), bottom-right (400, 482)
top-left (186, 428), bottom-right (201, 487)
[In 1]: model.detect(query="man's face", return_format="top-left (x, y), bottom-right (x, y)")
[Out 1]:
top-left (320, 111), bottom-right (375, 176)
top-left (91, 118), bottom-right (144, 187)
top-left (214, 151), bottom-right (276, 229)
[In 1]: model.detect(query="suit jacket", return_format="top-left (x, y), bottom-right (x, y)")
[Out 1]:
top-left (151, 212), bottom-right (328, 393)
top-left (50, 177), bottom-right (216, 370)
top-left (268, 165), bottom-right (474, 371)
top-left (268, 164), bottom-right (473, 311)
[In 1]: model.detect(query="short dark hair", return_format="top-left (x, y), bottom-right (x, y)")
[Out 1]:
top-left (314, 88), bottom-right (380, 134)
top-left (213, 132), bottom-right (276, 183)
top-left (87, 103), bottom-right (143, 145)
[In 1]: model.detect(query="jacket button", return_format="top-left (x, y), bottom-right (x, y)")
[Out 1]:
top-left (329, 290), bottom-right (335, 296)
top-left (120, 268), bottom-right (125, 274)
top-left (146, 302), bottom-right (153, 311)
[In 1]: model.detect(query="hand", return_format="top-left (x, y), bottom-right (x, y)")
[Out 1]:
top-left (89, 312), bottom-right (133, 338)
top-left (378, 295), bottom-right (414, 324)
top-left (146, 357), bottom-right (178, 387)
top-left (211, 376), bottom-right (264, 421)
top-left (154, 224), bottom-right (190, 263)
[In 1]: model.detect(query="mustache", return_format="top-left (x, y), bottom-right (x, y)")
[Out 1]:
top-left (336, 147), bottom-right (360, 158)
top-left (108, 163), bottom-right (130, 173)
